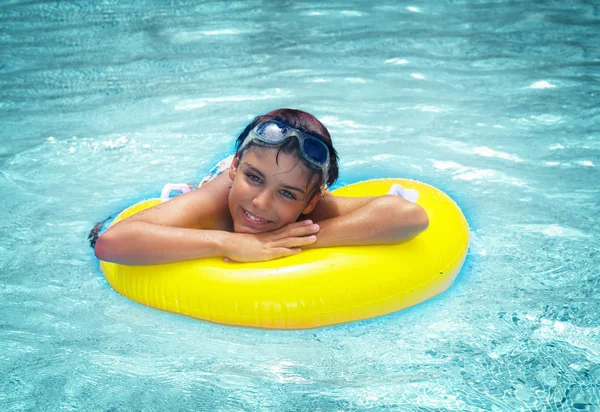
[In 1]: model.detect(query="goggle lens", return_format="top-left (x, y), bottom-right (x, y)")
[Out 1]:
top-left (256, 121), bottom-right (289, 142)
top-left (302, 137), bottom-right (328, 165)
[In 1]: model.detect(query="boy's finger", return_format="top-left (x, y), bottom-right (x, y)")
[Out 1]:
top-left (273, 247), bottom-right (302, 258)
top-left (274, 220), bottom-right (312, 234)
top-left (286, 220), bottom-right (314, 229)
top-left (280, 223), bottom-right (319, 238)
top-left (276, 235), bottom-right (317, 248)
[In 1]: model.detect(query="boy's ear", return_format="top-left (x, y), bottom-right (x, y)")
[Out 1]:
top-left (228, 154), bottom-right (240, 180)
top-left (301, 192), bottom-right (322, 215)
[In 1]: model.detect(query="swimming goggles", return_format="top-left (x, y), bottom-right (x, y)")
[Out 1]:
top-left (239, 120), bottom-right (331, 188)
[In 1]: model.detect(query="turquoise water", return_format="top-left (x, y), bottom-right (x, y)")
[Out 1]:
top-left (1, 0), bottom-right (599, 410)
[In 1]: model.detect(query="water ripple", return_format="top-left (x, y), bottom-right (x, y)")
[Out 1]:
top-left (1, 0), bottom-right (600, 410)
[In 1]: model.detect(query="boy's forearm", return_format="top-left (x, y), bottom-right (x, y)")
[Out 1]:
top-left (95, 221), bottom-right (232, 265)
top-left (305, 196), bottom-right (429, 248)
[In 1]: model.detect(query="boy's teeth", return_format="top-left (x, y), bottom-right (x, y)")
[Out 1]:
top-left (245, 210), bottom-right (266, 222)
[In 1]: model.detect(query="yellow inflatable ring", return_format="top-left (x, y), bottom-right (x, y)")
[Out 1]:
top-left (99, 179), bottom-right (469, 329)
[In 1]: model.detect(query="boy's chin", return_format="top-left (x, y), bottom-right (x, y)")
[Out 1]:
top-left (233, 222), bottom-right (279, 234)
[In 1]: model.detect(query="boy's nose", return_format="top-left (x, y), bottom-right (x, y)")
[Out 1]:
top-left (252, 189), bottom-right (272, 212)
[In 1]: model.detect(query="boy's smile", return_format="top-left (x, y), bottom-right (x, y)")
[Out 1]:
top-left (228, 147), bottom-right (319, 234)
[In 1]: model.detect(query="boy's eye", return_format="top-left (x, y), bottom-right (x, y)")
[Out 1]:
top-left (246, 173), bottom-right (261, 183)
top-left (280, 190), bottom-right (296, 200)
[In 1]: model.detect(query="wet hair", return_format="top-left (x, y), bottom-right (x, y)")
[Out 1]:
top-left (235, 109), bottom-right (339, 199)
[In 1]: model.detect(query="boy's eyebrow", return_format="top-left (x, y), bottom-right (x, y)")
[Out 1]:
top-left (243, 163), bottom-right (307, 195)
top-left (281, 183), bottom-right (306, 196)
top-left (243, 163), bottom-right (265, 180)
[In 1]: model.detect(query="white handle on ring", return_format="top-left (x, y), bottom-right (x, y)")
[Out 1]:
top-left (388, 184), bottom-right (419, 203)
top-left (160, 183), bottom-right (192, 202)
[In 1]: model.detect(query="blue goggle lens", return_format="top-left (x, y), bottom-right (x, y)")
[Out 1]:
top-left (302, 137), bottom-right (328, 165)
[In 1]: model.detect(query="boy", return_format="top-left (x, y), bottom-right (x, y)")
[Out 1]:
top-left (94, 109), bottom-right (428, 264)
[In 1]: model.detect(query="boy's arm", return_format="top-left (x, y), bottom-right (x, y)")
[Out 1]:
top-left (94, 174), bottom-right (318, 265)
top-left (303, 193), bottom-right (429, 248)
top-left (94, 220), bottom-right (319, 265)
top-left (95, 222), bottom-right (230, 265)
top-left (95, 175), bottom-right (232, 265)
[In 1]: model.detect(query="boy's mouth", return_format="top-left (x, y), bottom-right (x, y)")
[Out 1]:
top-left (242, 208), bottom-right (270, 224)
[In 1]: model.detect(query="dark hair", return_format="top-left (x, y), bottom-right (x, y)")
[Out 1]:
top-left (235, 109), bottom-right (339, 196)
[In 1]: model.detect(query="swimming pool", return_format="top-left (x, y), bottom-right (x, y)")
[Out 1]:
top-left (1, 0), bottom-right (598, 409)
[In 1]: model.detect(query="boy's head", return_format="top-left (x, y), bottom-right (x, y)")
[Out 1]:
top-left (235, 109), bottom-right (339, 192)
top-left (227, 109), bottom-right (339, 233)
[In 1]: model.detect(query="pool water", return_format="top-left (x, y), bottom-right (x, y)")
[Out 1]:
top-left (1, 0), bottom-right (599, 410)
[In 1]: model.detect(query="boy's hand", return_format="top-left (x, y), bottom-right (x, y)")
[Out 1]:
top-left (223, 220), bottom-right (320, 262)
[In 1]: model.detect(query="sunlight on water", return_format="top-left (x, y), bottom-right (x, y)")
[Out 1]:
top-left (1, 0), bottom-right (599, 410)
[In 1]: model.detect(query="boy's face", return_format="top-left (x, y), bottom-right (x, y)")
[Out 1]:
top-left (228, 147), bottom-right (320, 234)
